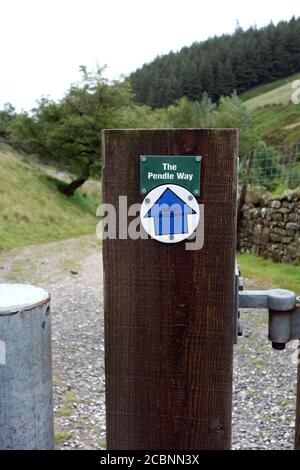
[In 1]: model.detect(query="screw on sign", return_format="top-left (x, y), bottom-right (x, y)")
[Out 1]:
top-left (140, 155), bottom-right (202, 196)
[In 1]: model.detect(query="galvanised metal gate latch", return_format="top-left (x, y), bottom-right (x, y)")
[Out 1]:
top-left (235, 263), bottom-right (300, 350)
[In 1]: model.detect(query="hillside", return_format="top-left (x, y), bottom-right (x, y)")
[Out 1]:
top-left (243, 72), bottom-right (300, 109)
top-left (130, 17), bottom-right (300, 108)
top-left (0, 144), bottom-right (99, 251)
top-left (241, 72), bottom-right (300, 103)
top-left (243, 73), bottom-right (300, 145)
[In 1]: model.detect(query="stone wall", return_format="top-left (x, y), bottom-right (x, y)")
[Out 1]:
top-left (238, 187), bottom-right (300, 264)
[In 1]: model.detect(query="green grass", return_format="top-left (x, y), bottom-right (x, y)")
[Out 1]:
top-left (99, 439), bottom-right (107, 449)
top-left (237, 253), bottom-right (300, 293)
top-left (252, 358), bottom-right (265, 367)
top-left (251, 103), bottom-right (300, 145)
top-left (241, 72), bottom-right (300, 145)
top-left (241, 72), bottom-right (300, 103)
top-left (54, 430), bottom-right (70, 443)
top-left (56, 406), bottom-right (72, 417)
top-left (245, 82), bottom-right (293, 110)
top-left (56, 390), bottom-right (77, 417)
top-left (0, 146), bottom-right (99, 251)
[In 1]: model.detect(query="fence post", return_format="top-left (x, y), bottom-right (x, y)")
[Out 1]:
top-left (0, 284), bottom-right (54, 450)
top-left (296, 354), bottom-right (300, 449)
top-left (102, 129), bottom-right (238, 450)
top-left (236, 147), bottom-right (254, 242)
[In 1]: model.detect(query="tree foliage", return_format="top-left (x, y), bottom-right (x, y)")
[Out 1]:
top-left (9, 67), bottom-right (134, 194)
top-left (7, 70), bottom-right (259, 195)
top-left (0, 103), bottom-right (16, 138)
top-left (130, 17), bottom-right (300, 107)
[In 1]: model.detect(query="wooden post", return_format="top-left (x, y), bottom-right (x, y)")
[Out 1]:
top-left (296, 351), bottom-right (300, 449)
top-left (102, 129), bottom-right (238, 450)
top-left (236, 147), bottom-right (254, 243)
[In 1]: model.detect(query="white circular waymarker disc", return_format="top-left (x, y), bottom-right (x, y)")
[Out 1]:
top-left (141, 184), bottom-right (200, 244)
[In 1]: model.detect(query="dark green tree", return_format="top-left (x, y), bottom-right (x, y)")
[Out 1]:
top-left (130, 17), bottom-right (300, 107)
top-left (9, 67), bottom-right (134, 196)
top-left (0, 103), bottom-right (16, 139)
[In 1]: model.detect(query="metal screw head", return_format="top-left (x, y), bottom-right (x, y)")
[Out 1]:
top-left (188, 195), bottom-right (193, 201)
top-left (141, 156), bottom-right (147, 162)
top-left (194, 189), bottom-right (200, 196)
top-left (145, 198), bottom-right (150, 204)
top-left (196, 156), bottom-right (201, 162)
top-left (142, 188), bottom-right (147, 194)
top-left (170, 235), bottom-right (174, 240)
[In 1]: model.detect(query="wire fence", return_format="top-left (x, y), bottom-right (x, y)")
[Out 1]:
top-left (239, 142), bottom-right (300, 190)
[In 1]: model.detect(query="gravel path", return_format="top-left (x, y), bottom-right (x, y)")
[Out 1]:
top-left (233, 292), bottom-right (298, 450)
top-left (0, 235), bottom-right (298, 450)
top-left (0, 235), bottom-right (105, 450)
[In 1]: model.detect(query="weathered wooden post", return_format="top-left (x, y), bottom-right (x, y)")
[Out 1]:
top-left (296, 353), bottom-right (300, 449)
top-left (0, 284), bottom-right (54, 450)
top-left (102, 129), bottom-right (238, 450)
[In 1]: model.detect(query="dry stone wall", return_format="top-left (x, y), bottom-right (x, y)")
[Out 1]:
top-left (238, 187), bottom-right (300, 264)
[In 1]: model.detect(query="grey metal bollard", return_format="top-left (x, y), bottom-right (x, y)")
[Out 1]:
top-left (0, 284), bottom-right (54, 450)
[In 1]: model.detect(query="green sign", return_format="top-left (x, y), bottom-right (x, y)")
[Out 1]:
top-left (140, 155), bottom-right (202, 196)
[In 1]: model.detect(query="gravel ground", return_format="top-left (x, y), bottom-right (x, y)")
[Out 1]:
top-left (0, 235), bottom-right (105, 450)
top-left (0, 235), bottom-right (298, 450)
top-left (233, 294), bottom-right (298, 450)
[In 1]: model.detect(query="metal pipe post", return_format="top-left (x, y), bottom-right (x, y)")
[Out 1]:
top-left (0, 284), bottom-right (54, 450)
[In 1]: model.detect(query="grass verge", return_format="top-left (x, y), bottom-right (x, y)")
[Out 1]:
top-left (0, 147), bottom-right (99, 251)
top-left (237, 253), bottom-right (300, 293)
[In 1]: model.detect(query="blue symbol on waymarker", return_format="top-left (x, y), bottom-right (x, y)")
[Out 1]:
top-left (145, 188), bottom-right (196, 236)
